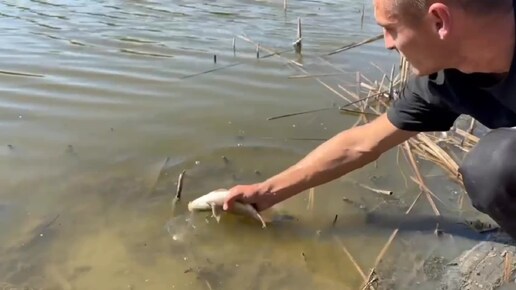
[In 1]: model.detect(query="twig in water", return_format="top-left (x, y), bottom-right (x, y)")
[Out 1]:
top-left (259, 136), bottom-right (328, 141)
top-left (175, 170), bottom-right (186, 201)
top-left (357, 183), bottom-right (393, 196)
top-left (267, 107), bottom-right (333, 121)
top-left (288, 72), bottom-right (352, 79)
top-left (265, 95), bottom-right (382, 121)
top-left (371, 190), bottom-right (423, 273)
top-left (333, 236), bottom-right (367, 280)
top-left (332, 214), bottom-right (338, 227)
top-left (171, 170), bottom-right (186, 213)
top-left (180, 62), bottom-right (241, 79)
top-left (360, 0), bottom-right (365, 30)
top-left (180, 47), bottom-right (292, 80)
top-left (294, 17), bottom-right (302, 54)
top-left (327, 34), bottom-right (383, 56)
top-left (238, 34), bottom-right (303, 67)
top-left (204, 280), bottom-right (213, 290)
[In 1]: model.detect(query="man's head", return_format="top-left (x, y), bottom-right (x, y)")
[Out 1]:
top-left (374, 0), bottom-right (514, 76)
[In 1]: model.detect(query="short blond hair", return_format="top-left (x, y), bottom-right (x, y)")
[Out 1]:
top-left (394, 0), bottom-right (512, 18)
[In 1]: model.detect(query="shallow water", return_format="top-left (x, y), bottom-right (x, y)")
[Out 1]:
top-left (0, 0), bottom-right (490, 289)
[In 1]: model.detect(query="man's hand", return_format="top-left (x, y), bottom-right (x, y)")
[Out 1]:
top-left (223, 183), bottom-right (281, 212)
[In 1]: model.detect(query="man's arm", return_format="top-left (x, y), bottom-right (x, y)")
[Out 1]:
top-left (260, 113), bottom-right (417, 201)
top-left (224, 113), bottom-right (418, 212)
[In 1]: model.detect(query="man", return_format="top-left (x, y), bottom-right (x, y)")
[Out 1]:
top-left (223, 0), bottom-right (516, 238)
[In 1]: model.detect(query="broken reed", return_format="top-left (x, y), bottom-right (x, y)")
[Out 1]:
top-left (345, 56), bottom-right (477, 188)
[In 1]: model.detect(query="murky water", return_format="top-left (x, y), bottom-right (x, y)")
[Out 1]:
top-left (0, 0), bottom-right (491, 289)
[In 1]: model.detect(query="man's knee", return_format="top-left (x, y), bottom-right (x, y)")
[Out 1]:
top-left (459, 128), bottom-right (516, 213)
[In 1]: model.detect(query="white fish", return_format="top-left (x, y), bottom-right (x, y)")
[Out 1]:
top-left (187, 188), bottom-right (267, 228)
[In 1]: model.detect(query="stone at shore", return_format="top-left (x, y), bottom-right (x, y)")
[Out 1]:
top-left (441, 233), bottom-right (516, 290)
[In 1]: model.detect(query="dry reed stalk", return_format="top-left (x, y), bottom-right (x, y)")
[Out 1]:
top-left (409, 134), bottom-right (463, 184)
top-left (388, 65), bottom-right (395, 99)
top-left (288, 72), bottom-right (353, 79)
top-left (327, 34), bottom-right (384, 55)
top-left (307, 187), bottom-right (315, 210)
top-left (398, 56), bottom-right (410, 92)
top-left (266, 107), bottom-right (332, 121)
top-left (403, 141), bottom-right (441, 216)
top-left (409, 176), bottom-right (447, 209)
top-left (175, 170), bottom-right (186, 200)
top-left (358, 183), bottom-right (393, 196)
top-left (360, 268), bottom-right (378, 290)
top-left (333, 236), bottom-right (368, 281)
top-left (455, 128), bottom-right (480, 144)
top-left (236, 36), bottom-right (379, 117)
top-left (353, 87), bottom-right (373, 127)
top-left (396, 146), bottom-right (409, 189)
top-left (359, 73), bottom-right (374, 86)
top-left (369, 62), bottom-right (389, 78)
top-left (356, 72), bottom-right (361, 101)
top-left (360, 0), bottom-right (366, 30)
top-left (360, 81), bottom-right (390, 100)
top-left (181, 47), bottom-right (292, 80)
top-left (503, 251), bottom-right (513, 283)
top-left (317, 56), bottom-right (351, 74)
top-left (338, 84), bottom-right (382, 114)
top-left (237, 34), bottom-right (303, 67)
top-left (458, 189), bottom-right (465, 210)
top-left (461, 119), bottom-right (477, 146)
top-left (171, 169), bottom-right (186, 214)
top-left (416, 134), bottom-right (459, 174)
top-left (364, 190), bottom-right (423, 288)
top-left (294, 17), bottom-right (302, 54)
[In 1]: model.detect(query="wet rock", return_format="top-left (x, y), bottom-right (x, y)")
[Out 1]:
top-left (423, 256), bottom-right (447, 281)
top-left (440, 234), bottom-right (516, 290)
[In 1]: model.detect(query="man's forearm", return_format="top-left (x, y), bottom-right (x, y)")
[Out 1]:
top-left (259, 114), bottom-right (415, 203)
top-left (261, 126), bottom-right (382, 201)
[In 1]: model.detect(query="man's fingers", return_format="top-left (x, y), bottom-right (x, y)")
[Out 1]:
top-left (223, 192), bottom-right (238, 211)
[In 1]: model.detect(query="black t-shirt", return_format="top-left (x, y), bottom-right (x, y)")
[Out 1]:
top-left (387, 4), bottom-right (516, 132)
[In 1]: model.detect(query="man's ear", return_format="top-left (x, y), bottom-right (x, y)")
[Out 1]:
top-left (428, 3), bottom-right (452, 39)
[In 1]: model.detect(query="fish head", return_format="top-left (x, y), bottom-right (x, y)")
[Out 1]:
top-left (187, 188), bottom-right (229, 212)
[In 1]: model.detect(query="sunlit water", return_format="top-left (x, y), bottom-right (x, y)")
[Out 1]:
top-left (0, 0), bottom-right (490, 289)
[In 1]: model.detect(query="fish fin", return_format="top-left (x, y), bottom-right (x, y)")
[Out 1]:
top-left (246, 204), bottom-right (267, 228)
top-left (256, 212), bottom-right (267, 229)
top-left (210, 203), bottom-right (222, 223)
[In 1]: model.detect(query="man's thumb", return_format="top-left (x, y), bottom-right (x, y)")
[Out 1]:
top-left (223, 196), bottom-right (233, 211)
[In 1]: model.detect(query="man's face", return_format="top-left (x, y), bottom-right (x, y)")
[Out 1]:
top-left (374, 0), bottom-right (448, 76)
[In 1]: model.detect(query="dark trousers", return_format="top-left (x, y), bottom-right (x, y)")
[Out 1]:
top-left (459, 128), bottom-right (516, 239)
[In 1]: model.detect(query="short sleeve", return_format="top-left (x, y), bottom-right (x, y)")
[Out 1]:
top-left (387, 73), bottom-right (460, 132)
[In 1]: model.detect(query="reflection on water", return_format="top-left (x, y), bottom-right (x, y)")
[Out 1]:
top-left (0, 0), bottom-right (486, 289)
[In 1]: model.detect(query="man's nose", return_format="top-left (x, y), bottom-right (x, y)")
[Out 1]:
top-left (383, 31), bottom-right (396, 50)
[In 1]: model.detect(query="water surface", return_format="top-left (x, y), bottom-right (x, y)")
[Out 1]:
top-left (0, 0), bottom-right (487, 289)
